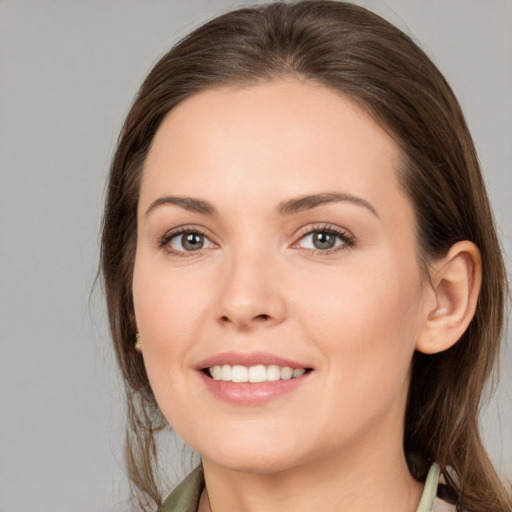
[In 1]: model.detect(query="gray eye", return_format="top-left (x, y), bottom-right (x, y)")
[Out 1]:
top-left (297, 230), bottom-right (345, 251)
top-left (171, 232), bottom-right (205, 251)
top-left (312, 232), bottom-right (336, 249)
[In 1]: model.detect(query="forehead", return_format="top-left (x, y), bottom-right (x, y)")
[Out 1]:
top-left (140, 79), bottom-right (409, 222)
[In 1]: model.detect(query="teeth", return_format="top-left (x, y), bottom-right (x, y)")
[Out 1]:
top-left (267, 365), bottom-right (281, 381)
top-left (249, 364), bottom-right (266, 383)
top-left (221, 364), bottom-right (232, 381)
top-left (208, 364), bottom-right (308, 383)
top-left (232, 365), bottom-right (248, 382)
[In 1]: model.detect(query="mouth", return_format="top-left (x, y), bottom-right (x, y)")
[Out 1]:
top-left (197, 353), bottom-right (314, 404)
top-left (203, 364), bottom-right (312, 383)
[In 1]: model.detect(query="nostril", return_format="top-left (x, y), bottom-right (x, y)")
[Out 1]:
top-left (218, 308), bottom-right (282, 328)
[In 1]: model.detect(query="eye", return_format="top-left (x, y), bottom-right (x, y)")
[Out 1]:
top-left (160, 228), bottom-right (216, 255)
top-left (294, 225), bottom-right (354, 253)
top-left (302, 232), bottom-right (339, 250)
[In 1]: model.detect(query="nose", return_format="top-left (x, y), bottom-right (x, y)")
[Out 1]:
top-left (215, 249), bottom-right (287, 331)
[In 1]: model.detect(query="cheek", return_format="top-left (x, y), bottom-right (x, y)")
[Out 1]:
top-left (296, 256), bottom-right (424, 384)
top-left (131, 258), bottom-right (209, 397)
top-left (133, 258), bottom-right (210, 346)
top-left (131, 262), bottom-right (209, 429)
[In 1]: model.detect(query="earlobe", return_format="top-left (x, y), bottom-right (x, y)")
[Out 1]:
top-left (416, 241), bottom-right (482, 355)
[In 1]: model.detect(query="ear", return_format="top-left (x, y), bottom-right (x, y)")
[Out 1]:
top-left (416, 241), bottom-right (482, 355)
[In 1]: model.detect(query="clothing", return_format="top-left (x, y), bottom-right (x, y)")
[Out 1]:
top-left (157, 463), bottom-right (456, 512)
top-left (158, 466), bottom-right (203, 512)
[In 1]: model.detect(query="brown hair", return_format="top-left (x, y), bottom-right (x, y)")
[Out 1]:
top-left (100, 1), bottom-right (510, 510)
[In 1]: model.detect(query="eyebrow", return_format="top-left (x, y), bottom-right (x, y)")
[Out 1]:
top-left (145, 196), bottom-right (217, 217)
top-left (277, 192), bottom-right (379, 217)
top-left (144, 192), bottom-right (378, 218)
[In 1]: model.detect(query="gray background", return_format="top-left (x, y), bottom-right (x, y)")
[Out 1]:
top-left (1, 1), bottom-right (510, 511)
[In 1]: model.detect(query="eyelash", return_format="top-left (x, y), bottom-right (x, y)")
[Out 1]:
top-left (158, 226), bottom-right (213, 257)
top-left (293, 224), bottom-right (355, 255)
top-left (158, 224), bottom-right (355, 257)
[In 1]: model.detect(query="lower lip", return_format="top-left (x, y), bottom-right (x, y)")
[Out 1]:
top-left (198, 371), bottom-right (311, 405)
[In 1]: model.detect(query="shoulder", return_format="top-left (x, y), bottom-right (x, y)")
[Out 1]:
top-left (157, 466), bottom-right (204, 512)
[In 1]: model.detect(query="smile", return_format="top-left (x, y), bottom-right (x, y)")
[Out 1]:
top-left (197, 352), bottom-right (313, 403)
top-left (208, 364), bottom-right (307, 383)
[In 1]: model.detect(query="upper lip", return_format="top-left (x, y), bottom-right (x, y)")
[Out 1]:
top-left (196, 351), bottom-right (311, 370)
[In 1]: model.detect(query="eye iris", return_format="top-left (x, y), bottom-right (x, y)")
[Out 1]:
top-left (313, 232), bottom-right (336, 249)
top-left (182, 233), bottom-right (204, 251)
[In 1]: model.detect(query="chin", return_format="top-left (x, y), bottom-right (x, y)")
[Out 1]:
top-left (203, 450), bottom-right (303, 475)
top-left (192, 431), bottom-right (307, 474)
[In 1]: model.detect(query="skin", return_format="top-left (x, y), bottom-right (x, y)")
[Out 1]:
top-left (132, 80), bottom-right (479, 512)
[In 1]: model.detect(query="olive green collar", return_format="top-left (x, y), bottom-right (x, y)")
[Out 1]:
top-left (158, 466), bottom-right (204, 512)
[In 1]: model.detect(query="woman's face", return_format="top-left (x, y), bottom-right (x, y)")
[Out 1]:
top-left (133, 80), bottom-right (433, 474)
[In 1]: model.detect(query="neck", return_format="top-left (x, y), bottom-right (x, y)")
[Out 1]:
top-left (200, 432), bottom-right (422, 512)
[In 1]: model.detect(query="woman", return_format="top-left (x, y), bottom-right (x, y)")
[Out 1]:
top-left (100, 1), bottom-right (511, 511)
